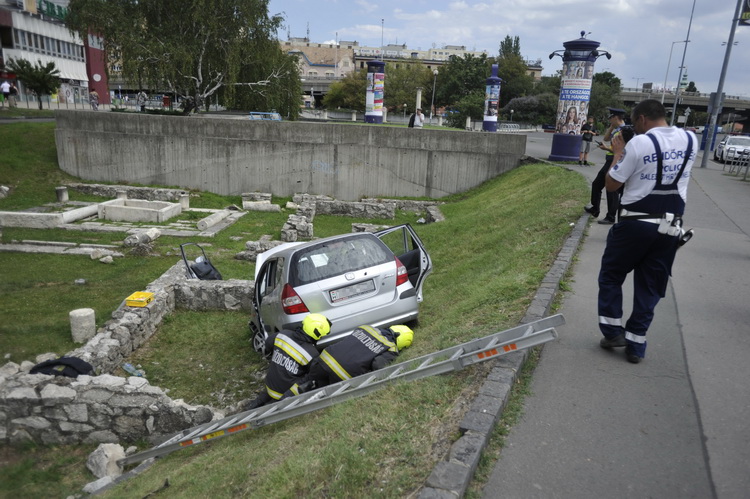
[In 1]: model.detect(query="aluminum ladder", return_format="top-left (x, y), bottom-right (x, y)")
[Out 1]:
top-left (119, 314), bottom-right (564, 466)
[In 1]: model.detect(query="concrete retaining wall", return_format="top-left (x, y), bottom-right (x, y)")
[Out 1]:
top-left (54, 111), bottom-right (525, 201)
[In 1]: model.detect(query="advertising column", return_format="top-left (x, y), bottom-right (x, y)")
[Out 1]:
top-left (548, 32), bottom-right (609, 161)
top-left (365, 61), bottom-right (386, 124)
top-left (482, 64), bottom-right (502, 132)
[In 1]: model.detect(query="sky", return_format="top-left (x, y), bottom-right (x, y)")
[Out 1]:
top-left (268, 0), bottom-right (749, 98)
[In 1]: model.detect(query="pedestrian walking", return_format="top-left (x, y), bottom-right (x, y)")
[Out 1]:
top-left (89, 90), bottom-right (99, 111)
top-left (597, 99), bottom-right (697, 364)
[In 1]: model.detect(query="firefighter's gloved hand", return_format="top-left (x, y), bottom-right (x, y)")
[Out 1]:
top-left (296, 380), bottom-right (317, 394)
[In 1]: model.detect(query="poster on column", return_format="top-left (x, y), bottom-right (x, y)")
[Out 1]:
top-left (556, 60), bottom-right (594, 134)
top-left (484, 83), bottom-right (500, 121)
top-left (366, 72), bottom-right (385, 113)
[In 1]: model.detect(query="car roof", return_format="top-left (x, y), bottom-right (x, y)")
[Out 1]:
top-left (253, 231), bottom-right (381, 279)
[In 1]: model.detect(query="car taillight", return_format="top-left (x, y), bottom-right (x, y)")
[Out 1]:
top-left (395, 257), bottom-right (409, 286)
top-left (282, 284), bottom-right (309, 315)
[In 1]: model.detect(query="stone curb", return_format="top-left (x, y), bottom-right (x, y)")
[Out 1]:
top-left (418, 214), bottom-right (588, 498)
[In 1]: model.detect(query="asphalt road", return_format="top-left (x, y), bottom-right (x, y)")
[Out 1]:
top-left (483, 133), bottom-right (750, 498)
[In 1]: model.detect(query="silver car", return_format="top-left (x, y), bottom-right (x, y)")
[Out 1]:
top-left (249, 224), bottom-right (433, 356)
top-left (714, 135), bottom-right (750, 163)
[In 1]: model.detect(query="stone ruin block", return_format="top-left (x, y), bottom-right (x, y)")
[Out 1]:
top-left (281, 214), bottom-right (313, 242)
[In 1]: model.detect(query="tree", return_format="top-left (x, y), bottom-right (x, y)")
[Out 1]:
top-left (323, 69), bottom-right (367, 111)
top-left (587, 71), bottom-right (624, 121)
top-left (685, 81), bottom-right (698, 93)
top-left (496, 35), bottom-right (533, 107)
top-left (382, 62), bottom-right (433, 114)
top-left (532, 75), bottom-right (561, 97)
top-left (434, 54), bottom-right (491, 110)
top-left (498, 35), bottom-right (522, 59)
top-left (7, 58), bottom-right (60, 110)
top-left (66, 0), bottom-right (297, 112)
top-left (444, 91), bottom-right (485, 129)
top-left (502, 94), bottom-right (558, 125)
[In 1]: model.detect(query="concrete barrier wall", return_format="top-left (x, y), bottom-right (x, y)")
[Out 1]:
top-left (54, 111), bottom-right (525, 201)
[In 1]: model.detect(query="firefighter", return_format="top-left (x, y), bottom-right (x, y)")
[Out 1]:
top-left (301, 324), bottom-right (414, 391)
top-left (243, 313), bottom-right (331, 410)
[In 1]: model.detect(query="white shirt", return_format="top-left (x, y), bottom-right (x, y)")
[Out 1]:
top-left (0, 82), bottom-right (10, 93)
top-left (414, 112), bottom-right (424, 128)
top-left (609, 126), bottom-right (697, 206)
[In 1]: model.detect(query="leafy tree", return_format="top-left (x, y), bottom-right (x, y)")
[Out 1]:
top-left (685, 81), bottom-right (698, 93)
top-left (7, 58), bottom-right (60, 110)
top-left (502, 94), bottom-right (558, 125)
top-left (532, 75), bottom-right (561, 97)
top-left (66, 0), bottom-right (297, 113)
top-left (496, 35), bottom-right (533, 107)
top-left (587, 71), bottom-right (625, 121)
top-left (499, 35), bottom-right (522, 59)
top-left (382, 62), bottom-right (433, 115)
top-left (434, 54), bottom-right (491, 109)
top-left (444, 91), bottom-right (485, 129)
top-left (592, 71), bottom-right (621, 91)
top-left (322, 69), bottom-right (367, 111)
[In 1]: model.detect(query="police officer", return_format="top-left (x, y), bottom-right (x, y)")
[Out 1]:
top-left (302, 325), bottom-right (414, 390)
top-left (584, 107), bottom-right (627, 224)
top-left (597, 99), bottom-right (697, 363)
top-left (243, 313), bottom-right (331, 409)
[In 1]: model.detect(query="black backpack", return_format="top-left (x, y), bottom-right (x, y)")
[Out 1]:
top-left (30, 357), bottom-right (95, 378)
top-left (408, 114), bottom-right (415, 128)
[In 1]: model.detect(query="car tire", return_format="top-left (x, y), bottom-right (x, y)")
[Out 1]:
top-left (252, 330), bottom-right (271, 358)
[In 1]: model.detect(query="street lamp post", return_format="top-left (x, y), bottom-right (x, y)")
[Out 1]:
top-left (670, 0), bottom-right (697, 126)
top-left (403, 103), bottom-right (406, 120)
top-left (632, 76), bottom-right (645, 90)
top-left (510, 109), bottom-right (514, 122)
top-left (661, 40), bottom-right (688, 104)
top-left (430, 69), bottom-right (438, 124)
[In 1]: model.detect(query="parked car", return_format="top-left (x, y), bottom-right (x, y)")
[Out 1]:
top-left (714, 135), bottom-right (750, 163)
top-left (248, 224), bottom-right (433, 356)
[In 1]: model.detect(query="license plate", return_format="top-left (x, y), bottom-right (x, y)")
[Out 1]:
top-left (330, 279), bottom-right (376, 303)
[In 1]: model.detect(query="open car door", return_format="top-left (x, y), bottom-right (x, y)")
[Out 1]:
top-left (374, 224), bottom-right (433, 302)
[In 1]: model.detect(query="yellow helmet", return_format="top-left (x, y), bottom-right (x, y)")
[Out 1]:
top-left (302, 313), bottom-right (331, 340)
top-left (390, 325), bottom-right (414, 350)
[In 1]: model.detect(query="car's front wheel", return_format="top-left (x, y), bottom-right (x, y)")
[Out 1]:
top-left (252, 329), bottom-right (272, 358)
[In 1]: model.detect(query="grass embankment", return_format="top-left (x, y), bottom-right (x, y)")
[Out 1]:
top-left (0, 121), bottom-right (588, 497)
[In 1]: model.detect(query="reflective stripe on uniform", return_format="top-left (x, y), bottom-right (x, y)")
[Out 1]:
top-left (625, 331), bottom-right (646, 344)
top-left (289, 383), bottom-right (300, 395)
top-left (266, 386), bottom-right (283, 400)
top-left (274, 333), bottom-right (313, 366)
top-left (320, 350), bottom-right (352, 381)
top-left (359, 325), bottom-right (397, 352)
top-left (599, 316), bottom-right (622, 326)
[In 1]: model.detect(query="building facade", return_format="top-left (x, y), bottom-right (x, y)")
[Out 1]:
top-left (0, 0), bottom-right (107, 105)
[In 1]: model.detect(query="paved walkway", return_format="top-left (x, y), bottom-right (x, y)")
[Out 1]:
top-left (482, 148), bottom-right (750, 498)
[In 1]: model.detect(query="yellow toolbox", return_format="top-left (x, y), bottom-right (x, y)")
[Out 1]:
top-left (126, 291), bottom-right (155, 307)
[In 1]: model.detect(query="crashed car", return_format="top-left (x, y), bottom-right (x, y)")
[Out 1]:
top-left (249, 224), bottom-right (432, 356)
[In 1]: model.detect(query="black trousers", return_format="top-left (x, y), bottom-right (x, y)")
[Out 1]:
top-left (590, 155), bottom-right (620, 219)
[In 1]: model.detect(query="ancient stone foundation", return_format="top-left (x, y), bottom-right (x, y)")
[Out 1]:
top-left (0, 262), bottom-right (252, 446)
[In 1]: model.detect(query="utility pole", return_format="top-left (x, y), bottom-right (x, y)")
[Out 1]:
top-left (700, 0), bottom-right (743, 168)
top-left (670, 0), bottom-right (696, 126)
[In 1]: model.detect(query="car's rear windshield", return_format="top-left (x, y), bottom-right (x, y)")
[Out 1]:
top-left (291, 234), bottom-right (392, 285)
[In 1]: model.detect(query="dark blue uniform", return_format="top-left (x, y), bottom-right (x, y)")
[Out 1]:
top-left (598, 129), bottom-right (695, 360)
